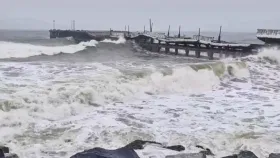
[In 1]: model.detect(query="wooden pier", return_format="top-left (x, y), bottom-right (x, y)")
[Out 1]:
top-left (49, 19), bottom-right (269, 60)
top-left (123, 20), bottom-right (267, 60)
top-left (129, 30), bottom-right (264, 60)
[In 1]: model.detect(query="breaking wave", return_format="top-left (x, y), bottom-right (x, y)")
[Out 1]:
top-left (101, 36), bottom-right (126, 44)
top-left (256, 47), bottom-right (280, 64)
top-left (0, 40), bottom-right (98, 59)
top-left (0, 60), bottom-right (251, 158)
top-left (0, 61), bottom-right (248, 108)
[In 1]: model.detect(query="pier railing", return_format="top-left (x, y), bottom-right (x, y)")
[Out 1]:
top-left (193, 35), bottom-right (214, 41)
top-left (142, 31), bottom-right (166, 39)
top-left (257, 29), bottom-right (280, 38)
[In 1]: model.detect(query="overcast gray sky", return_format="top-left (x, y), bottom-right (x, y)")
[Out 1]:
top-left (1, 0), bottom-right (279, 32)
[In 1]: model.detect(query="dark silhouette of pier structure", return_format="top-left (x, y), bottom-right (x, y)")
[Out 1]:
top-left (49, 19), bottom-right (269, 60)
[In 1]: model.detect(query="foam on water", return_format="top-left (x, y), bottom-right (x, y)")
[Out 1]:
top-left (0, 40), bottom-right (98, 59)
top-left (101, 36), bottom-right (126, 44)
top-left (0, 60), bottom-right (253, 157)
top-left (0, 49), bottom-right (280, 158)
top-left (256, 47), bottom-right (280, 64)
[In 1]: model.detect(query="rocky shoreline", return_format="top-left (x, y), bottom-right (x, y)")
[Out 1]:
top-left (1, 140), bottom-right (280, 158)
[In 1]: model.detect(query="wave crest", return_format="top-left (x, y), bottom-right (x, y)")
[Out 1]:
top-left (0, 40), bottom-right (98, 59)
top-left (101, 36), bottom-right (126, 44)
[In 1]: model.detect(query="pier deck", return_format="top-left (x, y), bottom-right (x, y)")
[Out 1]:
top-left (130, 32), bottom-right (265, 60)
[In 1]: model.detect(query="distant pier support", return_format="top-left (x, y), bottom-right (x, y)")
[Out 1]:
top-left (195, 50), bottom-right (201, 58)
top-left (131, 29), bottom-right (264, 60)
top-left (175, 43), bottom-right (179, 55)
top-left (165, 43), bottom-right (170, 53)
top-left (207, 51), bottom-right (214, 60)
top-left (185, 49), bottom-right (189, 56)
top-left (157, 40), bottom-right (161, 52)
top-left (195, 44), bottom-right (201, 58)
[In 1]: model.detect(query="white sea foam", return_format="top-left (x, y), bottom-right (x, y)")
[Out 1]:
top-left (101, 36), bottom-right (126, 44)
top-left (256, 47), bottom-right (280, 63)
top-left (0, 57), bottom-right (279, 158)
top-left (0, 40), bottom-right (98, 59)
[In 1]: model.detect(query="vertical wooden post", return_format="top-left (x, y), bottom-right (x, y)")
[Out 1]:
top-left (185, 43), bottom-right (189, 56)
top-left (195, 49), bottom-right (201, 58)
top-left (175, 43), bottom-right (178, 55)
top-left (158, 40), bottom-right (161, 52)
top-left (198, 28), bottom-right (201, 41)
top-left (167, 25), bottom-right (170, 37)
top-left (218, 26), bottom-right (222, 43)
top-left (178, 25), bottom-right (181, 38)
top-left (196, 28), bottom-right (201, 58)
top-left (165, 43), bottom-right (169, 53)
top-left (208, 51), bottom-right (214, 60)
top-left (149, 19), bottom-right (153, 32)
top-left (185, 49), bottom-right (189, 56)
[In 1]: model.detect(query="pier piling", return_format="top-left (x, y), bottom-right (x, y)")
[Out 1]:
top-left (165, 43), bottom-right (170, 53)
top-left (175, 43), bottom-right (179, 55)
top-left (208, 51), bottom-right (214, 60)
top-left (185, 49), bottom-right (189, 56)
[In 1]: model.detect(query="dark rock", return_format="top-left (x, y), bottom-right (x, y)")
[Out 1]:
top-left (238, 150), bottom-right (258, 158)
top-left (165, 145), bottom-right (185, 152)
top-left (70, 140), bottom-right (185, 158)
top-left (0, 150), bottom-right (4, 158)
top-left (269, 153), bottom-right (280, 158)
top-left (195, 145), bottom-right (214, 156)
top-left (70, 147), bottom-right (140, 158)
top-left (0, 146), bottom-right (19, 158)
top-left (0, 146), bottom-right (9, 154)
top-left (221, 154), bottom-right (238, 158)
top-left (4, 153), bottom-right (19, 158)
top-left (165, 153), bottom-right (206, 158)
top-left (222, 151), bottom-right (258, 158)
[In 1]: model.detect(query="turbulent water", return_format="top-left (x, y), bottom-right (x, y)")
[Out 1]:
top-left (0, 30), bottom-right (280, 158)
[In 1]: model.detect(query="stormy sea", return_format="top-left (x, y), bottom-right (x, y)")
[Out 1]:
top-left (0, 30), bottom-right (280, 158)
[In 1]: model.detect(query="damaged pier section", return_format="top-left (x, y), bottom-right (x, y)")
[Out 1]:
top-left (48, 19), bottom-right (268, 60)
top-left (130, 25), bottom-right (264, 60)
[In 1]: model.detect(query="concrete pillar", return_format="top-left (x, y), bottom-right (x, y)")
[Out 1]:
top-left (157, 40), bottom-right (161, 52)
top-left (195, 50), bottom-right (201, 58)
top-left (208, 51), bottom-right (214, 60)
top-left (185, 49), bottom-right (189, 56)
top-left (175, 43), bottom-right (178, 55)
top-left (165, 43), bottom-right (169, 53)
top-left (195, 44), bottom-right (201, 58)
